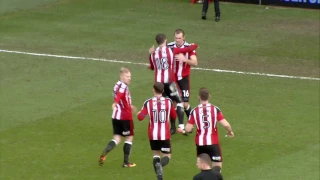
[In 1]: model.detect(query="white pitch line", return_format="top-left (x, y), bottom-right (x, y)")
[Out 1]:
top-left (0, 49), bottom-right (319, 81)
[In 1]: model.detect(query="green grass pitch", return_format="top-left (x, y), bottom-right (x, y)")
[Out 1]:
top-left (0, 0), bottom-right (319, 179)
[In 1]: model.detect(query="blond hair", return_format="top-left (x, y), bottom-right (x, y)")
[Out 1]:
top-left (120, 67), bottom-right (130, 74)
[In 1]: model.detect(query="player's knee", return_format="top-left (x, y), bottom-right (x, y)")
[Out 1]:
top-left (163, 154), bottom-right (171, 159)
top-left (177, 103), bottom-right (183, 108)
top-left (152, 151), bottom-right (161, 157)
top-left (212, 165), bottom-right (222, 173)
top-left (212, 162), bottom-right (222, 172)
top-left (125, 135), bottom-right (134, 142)
top-left (160, 155), bottom-right (171, 167)
top-left (153, 155), bottom-right (161, 165)
top-left (183, 102), bottom-right (190, 108)
top-left (113, 135), bottom-right (122, 144)
top-left (173, 101), bottom-right (177, 106)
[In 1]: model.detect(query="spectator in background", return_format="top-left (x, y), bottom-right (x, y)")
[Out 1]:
top-left (201, 0), bottom-right (221, 22)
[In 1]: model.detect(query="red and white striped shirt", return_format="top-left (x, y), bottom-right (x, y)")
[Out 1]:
top-left (188, 103), bottom-right (225, 146)
top-left (149, 47), bottom-right (175, 83)
top-left (137, 96), bottom-right (177, 140)
top-left (149, 44), bottom-right (198, 83)
top-left (112, 81), bottom-right (133, 120)
top-left (167, 41), bottom-right (197, 81)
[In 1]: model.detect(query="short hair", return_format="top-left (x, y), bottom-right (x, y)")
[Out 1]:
top-left (199, 88), bottom-right (210, 101)
top-left (153, 82), bottom-right (164, 94)
top-left (198, 153), bottom-right (212, 166)
top-left (120, 67), bottom-right (130, 74)
top-left (174, 29), bottom-right (185, 36)
top-left (155, 34), bottom-right (166, 45)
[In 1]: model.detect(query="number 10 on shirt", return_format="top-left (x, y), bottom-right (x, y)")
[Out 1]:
top-left (152, 110), bottom-right (167, 123)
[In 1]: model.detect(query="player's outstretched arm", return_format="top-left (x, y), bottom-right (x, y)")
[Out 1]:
top-left (173, 44), bottom-right (198, 55)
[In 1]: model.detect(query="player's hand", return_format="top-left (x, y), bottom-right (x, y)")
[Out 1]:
top-left (149, 45), bottom-right (155, 54)
top-left (175, 53), bottom-right (186, 62)
top-left (112, 103), bottom-right (117, 110)
top-left (131, 105), bottom-right (137, 114)
top-left (147, 65), bottom-right (153, 70)
top-left (226, 131), bottom-right (234, 138)
top-left (190, 43), bottom-right (198, 47)
top-left (136, 110), bottom-right (141, 116)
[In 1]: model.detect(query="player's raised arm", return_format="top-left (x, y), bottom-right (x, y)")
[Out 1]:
top-left (173, 43), bottom-right (198, 55)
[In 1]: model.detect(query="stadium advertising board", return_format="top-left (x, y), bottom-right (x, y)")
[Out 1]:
top-left (222, 0), bottom-right (320, 9)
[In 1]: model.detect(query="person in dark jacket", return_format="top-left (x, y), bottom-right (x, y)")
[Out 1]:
top-left (193, 153), bottom-right (223, 180)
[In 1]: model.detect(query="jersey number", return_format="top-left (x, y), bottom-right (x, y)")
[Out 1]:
top-left (182, 90), bottom-right (189, 97)
top-left (201, 115), bottom-right (210, 129)
top-left (155, 58), bottom-right (169, 70)
top-left (152, 110), bottom-right (167, 123)
top-left (201, 115), bottom-right (217, 129)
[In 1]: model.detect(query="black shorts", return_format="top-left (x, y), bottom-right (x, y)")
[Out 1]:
top-left (112, 119), bottom-right (134, 136)
top-left (163, 82), bottom-right (182, 103)
top-left (177, 76), bottom-right (190, 102)
top-left (196, 144), bottom-right (223, 162)
top-left (149, 140), bottom-right (171, 154)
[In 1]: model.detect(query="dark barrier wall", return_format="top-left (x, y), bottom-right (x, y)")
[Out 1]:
top-left (262, 0), bottom-right (320, 9)
top-left (222, 0), bottom-right (320, 9)
top-left (222, 0), bottom-right (259, 4)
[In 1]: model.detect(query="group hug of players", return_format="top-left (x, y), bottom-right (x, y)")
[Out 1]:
top-left (98, 29), bottom-right (234, 180)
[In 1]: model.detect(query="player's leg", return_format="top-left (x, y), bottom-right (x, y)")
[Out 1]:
top-left (170, 101), bottom-right (177, 134)
top-left (164, 83), bottom-right (177, 135)
top-left (196, 145), bottom-right (206, 166)
top-left (181, 76), bottom-right (192, 119)
top-left (174, 81), bottom-right (185, 133)
top-left (212, 164), bottom-right (222, 172)
top-left (202, 0), bottom-right (209, 20)
top-left (176, 102), bottom-right (186, 134)
top-left (210, 144), bottom-right (223, 173)
top-left (153, 151), bottom-right (163, 180)
top-left (169, 87), bottom-right (185, 135)
top-left (122, 120), bottom-right (136, 168)
top-left (168, 82), bottom-right (185, 135)
top-left (177, 77), bottom-right (191, 134)
top-left (213, 0), bottom-right (221, 21)
top-left (160, 140), bottom-right (172, 167)
top-left (150, 140), bottom-right (163, 180)
top-left (99, 119), bottom-right (122, 166)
